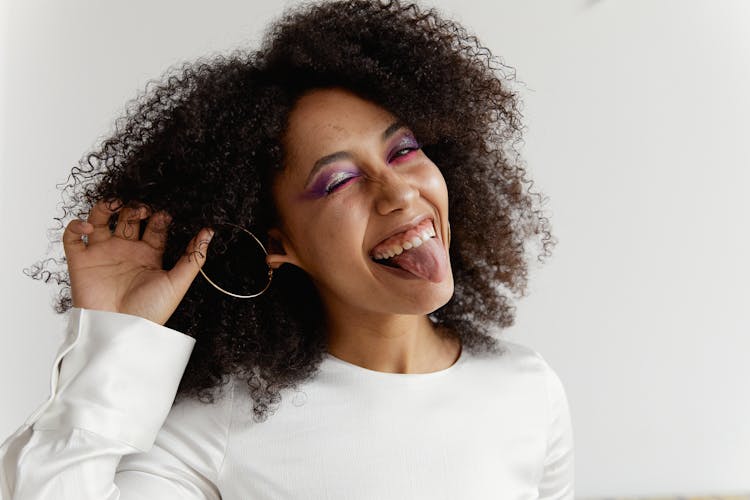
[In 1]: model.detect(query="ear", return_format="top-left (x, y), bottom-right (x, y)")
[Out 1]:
top-left (265, 227), bottom-right (302, 270)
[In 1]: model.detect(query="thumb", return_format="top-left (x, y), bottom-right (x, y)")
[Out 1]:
top-left (167, 228), bottom-right (214, 294)
top-left (62, 219), bottom-right (92, 260)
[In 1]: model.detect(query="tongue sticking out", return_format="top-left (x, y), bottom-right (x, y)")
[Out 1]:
top-left (387, 237), bottom-right (449, 283)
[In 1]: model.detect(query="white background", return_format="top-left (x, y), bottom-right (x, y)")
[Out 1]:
top-left (2, 0), bottom-right (749, 497)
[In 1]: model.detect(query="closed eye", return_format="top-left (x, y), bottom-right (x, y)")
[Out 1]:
top-left (391, 147), bottom-right (419, 160)
top-left (388, 133), bottom-right (422, 163)
top-left (325, 172), bottom-right (359, 195)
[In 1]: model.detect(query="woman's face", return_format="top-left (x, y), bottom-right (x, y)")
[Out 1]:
top-left (267, 88), bottom-right (454, 318)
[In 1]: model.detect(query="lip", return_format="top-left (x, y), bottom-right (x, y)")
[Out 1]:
top-left (368, 214), bottom-right (437, 256)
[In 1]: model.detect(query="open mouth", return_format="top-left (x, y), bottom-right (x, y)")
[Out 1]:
top-left (366, 218), bottom-right (448, 283)
top-left (372, 257), bottom-right (400, 268)
top-left (368, 218), bottom-right (437, 269)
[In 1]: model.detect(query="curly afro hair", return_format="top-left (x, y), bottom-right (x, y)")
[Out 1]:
top-left (29, 0), bottom-right (555, 422)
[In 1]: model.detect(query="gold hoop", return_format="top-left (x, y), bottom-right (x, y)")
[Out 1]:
top-left (198, 223), bottom-right (273, 299)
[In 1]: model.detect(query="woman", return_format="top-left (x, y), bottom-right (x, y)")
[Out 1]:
top-left (1, 1), bottom-right (573, 498)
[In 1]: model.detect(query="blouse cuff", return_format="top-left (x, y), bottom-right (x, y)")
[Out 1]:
top-left (31, 308), bottom-right (195, 452)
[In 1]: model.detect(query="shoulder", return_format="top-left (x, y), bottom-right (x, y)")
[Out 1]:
top-left (464, 339), bottom-right (569, 418)
top-left (497, 340), bottom-right (568, 402)
top-left (468, 339), bottom-right (558, 380)
top-left (493, 341), bottom-right (573, 454)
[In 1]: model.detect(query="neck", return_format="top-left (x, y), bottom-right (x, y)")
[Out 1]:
top-left (323, 305), bottom-right (461, 374)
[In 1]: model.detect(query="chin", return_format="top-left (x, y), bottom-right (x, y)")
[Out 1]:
top-left (427, 277), bottom-right (455, 313)
top-left (392, 273), bottom-right (455, 316)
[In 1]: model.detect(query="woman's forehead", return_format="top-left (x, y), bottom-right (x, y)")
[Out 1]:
top-left (287, 89), bottom-right (395, 139)
top-left (282, 88), bottom-right (398, 171)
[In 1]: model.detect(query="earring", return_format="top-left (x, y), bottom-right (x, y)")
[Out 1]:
top-left (198, 223), bottom-right (273, 299)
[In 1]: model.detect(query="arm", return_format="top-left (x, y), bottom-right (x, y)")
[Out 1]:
top-left (537, 362), bottom-right (575, 499)
top-left (0, 308), bottom-right (223, 500)
top-left (3, 199), bottom-right (218, 499)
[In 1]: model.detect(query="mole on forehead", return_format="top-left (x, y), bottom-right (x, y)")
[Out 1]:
top-left (315, 123), bottom-right (363, 139)
top-left (298, 121), bottom-right (348, 138)
top-left (319, 119), bottom-right (398, 139)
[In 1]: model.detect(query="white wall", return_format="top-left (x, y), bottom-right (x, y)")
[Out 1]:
top-left (2, 0), bottom-right (749, 497)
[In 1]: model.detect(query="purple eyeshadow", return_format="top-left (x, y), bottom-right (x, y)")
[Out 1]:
top-left (388, 133), bottom-right (420, 159)
top-left (307, 169), bottom-right (359, 198)
top-left (300, 130), bottom-right (420, 200)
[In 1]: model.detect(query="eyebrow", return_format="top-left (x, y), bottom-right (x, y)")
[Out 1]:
top-left (303, 120), bottom-right (407, 188)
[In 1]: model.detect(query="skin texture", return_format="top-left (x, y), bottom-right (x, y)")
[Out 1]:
top-left (30, 0), bottom-right (555, 422)
top-left (268, 88), bottom-right (459, 373)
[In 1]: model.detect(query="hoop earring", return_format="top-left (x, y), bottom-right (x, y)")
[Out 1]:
top-left (198, 223), bottom-right (273, 299)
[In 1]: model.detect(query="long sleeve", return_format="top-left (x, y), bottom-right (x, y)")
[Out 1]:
top-left (537, 359), bottom-right (575, 499)
top-left (0, 308), bottom-right (221, 500)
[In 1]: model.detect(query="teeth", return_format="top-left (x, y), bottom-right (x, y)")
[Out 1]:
top-left (371, 220), bottom-right (437, 261)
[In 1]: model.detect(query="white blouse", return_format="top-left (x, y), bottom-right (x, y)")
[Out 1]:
top-left (0, 308), bottom-right (574, 499)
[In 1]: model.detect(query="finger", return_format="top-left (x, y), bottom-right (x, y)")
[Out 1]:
top-left (85, 199), bottom-right (121, 244)
top-left (114, 205), bottom-right (147, 240)
top-left (141, 211), bottom-right (172, 250)
top-left (167, 228), bottom-right (214, 294)
top-left (62, 219), bottom-right (93, 260)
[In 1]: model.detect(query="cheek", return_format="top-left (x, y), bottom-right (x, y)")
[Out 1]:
top-left (417, 163), bottom-right (450, 205)
top-left (300, 208), bottom-right (367, 262)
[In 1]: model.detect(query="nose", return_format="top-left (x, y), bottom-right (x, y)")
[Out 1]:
top-left (374, 168), bottom-right (419, 215)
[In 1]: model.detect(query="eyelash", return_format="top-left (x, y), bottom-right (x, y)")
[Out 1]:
top-left (324, 143), bottom-right (422, 195)
top-left (325, 172), bottom-right (357, 195)
top-left (390, 145), bottom-right (419, 160)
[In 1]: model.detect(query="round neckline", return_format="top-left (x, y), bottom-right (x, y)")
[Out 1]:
top-left (323, 343), bottom-right (465, 379)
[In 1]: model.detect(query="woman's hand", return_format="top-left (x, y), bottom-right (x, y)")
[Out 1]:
top-left (62, 199), bottom-right (213, 325)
